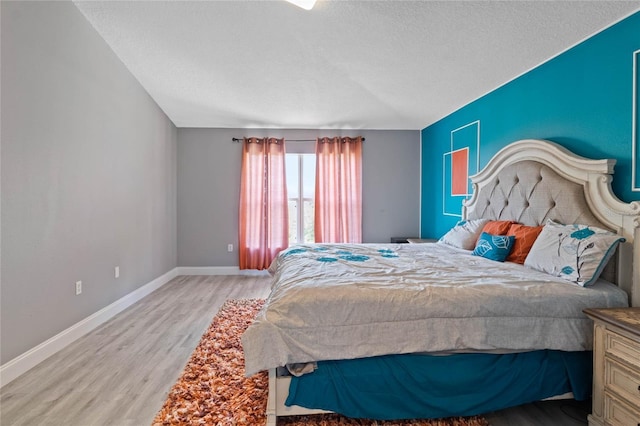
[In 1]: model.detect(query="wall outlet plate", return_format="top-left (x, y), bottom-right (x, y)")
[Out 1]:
top-left (75, 281), bottom-right (82, 295)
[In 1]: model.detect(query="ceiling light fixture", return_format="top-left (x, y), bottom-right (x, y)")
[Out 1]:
top-left (285, 0), bottom-right (316, 11)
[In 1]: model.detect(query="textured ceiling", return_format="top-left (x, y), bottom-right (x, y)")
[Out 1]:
top-left (73, 1), bottom-right (640, 130)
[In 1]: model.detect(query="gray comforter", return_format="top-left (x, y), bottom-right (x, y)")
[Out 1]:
top-left (241, 243), bottom-right (628, 376)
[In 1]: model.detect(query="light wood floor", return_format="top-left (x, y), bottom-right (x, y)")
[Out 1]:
top-left (0, 275), bottom-right (590, 425)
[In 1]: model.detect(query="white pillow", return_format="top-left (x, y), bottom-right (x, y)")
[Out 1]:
top-left (438, 218), bottom-right (490, 250)
top-left (524, 219), bottom-right (625, 287)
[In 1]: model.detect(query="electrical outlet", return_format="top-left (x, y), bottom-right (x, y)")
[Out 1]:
top-left (227, 243), bottom-right (233, 252)
top-left (75, 281), bottom-right (82, 295)
top-left (115, 266), bottom-right (120, 278)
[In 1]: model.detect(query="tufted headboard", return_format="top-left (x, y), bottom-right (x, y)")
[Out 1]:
top-left (463, 139), bottom-right (640, 306)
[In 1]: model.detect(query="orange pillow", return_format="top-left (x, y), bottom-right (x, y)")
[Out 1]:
top-left (481, 220), bottom-right (514, 236)
top-left (506, 223), bottom-right (544, 264)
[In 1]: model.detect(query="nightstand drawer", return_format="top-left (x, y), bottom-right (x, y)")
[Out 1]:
top-left (584, 309), bottom-right (640, 426)
top-left (605, 358), bottom-right (640, 407)
top-left (606, 330), bottom-right (640, 371)
top-left (604, 391), bottom-right (640, 426)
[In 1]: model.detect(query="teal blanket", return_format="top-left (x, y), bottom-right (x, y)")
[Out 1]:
top-left (285, 350), bottom-right (592, 420)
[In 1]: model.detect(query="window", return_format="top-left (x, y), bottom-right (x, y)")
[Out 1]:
top-left (286, 153), bottom-right (316, 244)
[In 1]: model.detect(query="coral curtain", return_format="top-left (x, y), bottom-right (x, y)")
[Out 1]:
top-left (314, 136), bottom-right (363, 243)
top-left (238, 138), bottom-right (289, 270)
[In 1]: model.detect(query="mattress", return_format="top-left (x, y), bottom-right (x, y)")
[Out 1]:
top-left (242, 242), bottom-right (628, 376)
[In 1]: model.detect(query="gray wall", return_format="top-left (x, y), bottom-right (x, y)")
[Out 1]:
top-left (1, 2), bottom-right (177, 364)
top-left (177, 128), bottom-right (420, 267)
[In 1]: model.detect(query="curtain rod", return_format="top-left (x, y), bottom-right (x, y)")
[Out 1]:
top-left (232, 137), bottom-right (365, 143)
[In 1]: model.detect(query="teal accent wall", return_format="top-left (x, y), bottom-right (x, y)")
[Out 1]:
top-left (421, 11), bottom-right (640, 239)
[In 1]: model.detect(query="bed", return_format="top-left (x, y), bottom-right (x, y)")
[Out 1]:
top-left (241, 139), bottom-right (640, 425)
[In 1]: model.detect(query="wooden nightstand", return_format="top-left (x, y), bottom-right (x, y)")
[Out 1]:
top-left (583, 308), bottom-right (640, 426)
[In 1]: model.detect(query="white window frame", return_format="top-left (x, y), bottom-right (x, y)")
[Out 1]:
top-left (286, 140), bottom-right (315, 244)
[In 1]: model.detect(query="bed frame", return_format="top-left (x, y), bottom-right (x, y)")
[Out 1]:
top-left (265, 139), bottom-right (640, 425)
top-left (464, 139), bottom-right (639, 306)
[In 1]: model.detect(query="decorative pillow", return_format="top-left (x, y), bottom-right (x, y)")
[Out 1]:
top-left (524, 219), bottom-right (625, 287)
top-left (480, 220), bottom-right (515, 236)
top-left (472, 232), bottom-right (515, 262)
top-left (505, 223), bottom-right (545, 264)
top-left (438, 218), bottom-right (490, 250)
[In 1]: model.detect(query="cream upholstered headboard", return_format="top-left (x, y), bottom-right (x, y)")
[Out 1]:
top-left (463, 139), bottom-right (640, 307)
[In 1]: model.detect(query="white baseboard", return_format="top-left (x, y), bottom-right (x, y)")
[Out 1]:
top-left (0, 267), bottom-right (179, 388)
top-left (177, 266), bottom-right (270, 276)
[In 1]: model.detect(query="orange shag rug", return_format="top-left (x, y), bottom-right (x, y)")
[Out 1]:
top-left (152, 299), bottom-right (489, 426)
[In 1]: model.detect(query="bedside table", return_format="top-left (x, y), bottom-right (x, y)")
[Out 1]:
top-left (407, 238), bottom-right (437, 244)
top-left (390, 237), bottom-right (411, 243)
top-left (583, 308), bottom-right (640, 426)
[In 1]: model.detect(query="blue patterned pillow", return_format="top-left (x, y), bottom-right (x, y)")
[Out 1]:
top-left (438, 219), bottom-right (490, 250)
top-left (472, 232), bottom-right (515, 262)
top-left (524, 219), bottom-right (625, 287)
